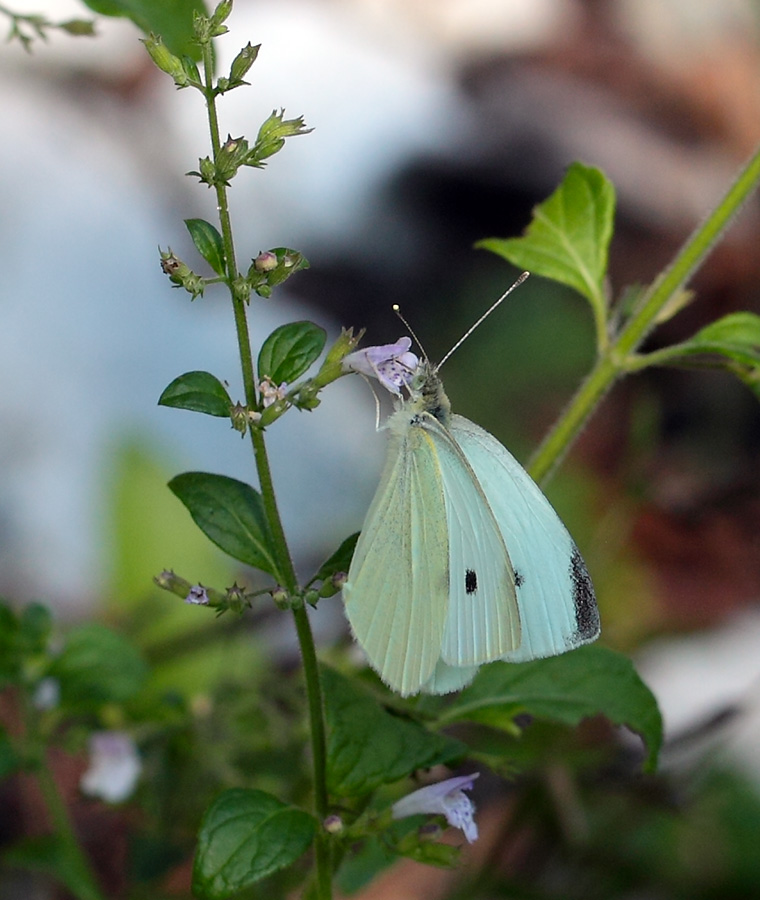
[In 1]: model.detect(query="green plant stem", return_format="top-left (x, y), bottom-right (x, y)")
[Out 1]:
top-left (35, 763), bottom-right (105, 900)
top-left (200, 41), bottom-right (332, 900)
top-left (528, 142), bottom-right (760, 485)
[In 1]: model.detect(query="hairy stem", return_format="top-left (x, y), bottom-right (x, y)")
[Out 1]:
top-left (528, 142), bottom-right (760, 484)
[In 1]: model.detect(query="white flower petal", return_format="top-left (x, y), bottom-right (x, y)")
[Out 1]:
top-left (80, 731), bottom-right (141, 803)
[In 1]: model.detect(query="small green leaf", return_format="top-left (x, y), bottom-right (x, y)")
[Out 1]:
top-left (443, 645), bottom-right (662, 772)
top-left (18, 603), bottom-right (52, 655)
top-left (192, 788), bottom-right (316, 899)
top-left (477, 162), bottom-right (614, 310)
top-left (185, 218), bottom-right (226, 275)
top-left (82, 0), bottom-right (204, 58)
top-left (323, 667), bottom-right (465, 797)
top-left (49, 624), bottom-right (148, 711)
top-left (310, 532), bottom-right (359, 585)
top-left (684, 312), bottom-right (760, 366)
top-left (257, 321), bottom-right (326, 385)
top-left (159, 371), bottom-right (232, 417)
top-left (168, 472), bottom-right (280, 579)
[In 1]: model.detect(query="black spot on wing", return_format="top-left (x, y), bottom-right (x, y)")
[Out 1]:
top-left (514, 570), bottom-right (524, 588)
top-left (465, 569), bottom-right (478, 595)
top-left (570, 546), bottom-right (600, 639)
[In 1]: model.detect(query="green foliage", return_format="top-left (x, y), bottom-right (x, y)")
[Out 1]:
top-left (322, 667), bottom-right (465, 797)
top-left (185, 218), bottom-right (227, 275)
top-left (258, 321), bottom-right (327, 386)
top-left (159, 370), bottom-right (232, 417)
top-left (443, 645), bottom-right (662, 771)
top-left (168, 472), bottom-right (280, 579)
top-left (192, 788), bottom-right (316, 899)
top-left (49, 623), bottom-right (148, 711)
top-left (82, 0), bottom-right (205, 57)
top-left (478, 162), bottom-right (614, 315)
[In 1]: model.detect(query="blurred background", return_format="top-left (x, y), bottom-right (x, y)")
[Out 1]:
top-left (2, 0), bottom-right (760, 897)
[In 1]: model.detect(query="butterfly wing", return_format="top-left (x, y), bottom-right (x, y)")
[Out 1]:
top-left (449, 415), bottom-right (600, 661)
top-left (343, 423), bottom-right (450, 696)
top-left (421, 413), bottom-right (521, 669)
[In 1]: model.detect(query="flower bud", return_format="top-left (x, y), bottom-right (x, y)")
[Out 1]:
top-left (142, 35), bottom-right (188, 86)
top-left (271, 585), bottom-right (289, 609)
top-left (253, 250), bottom-right (278, 272)
top-left (229, 42), bottom-right (260, 85)
top-left (323, 814), bottom-right (344, 834)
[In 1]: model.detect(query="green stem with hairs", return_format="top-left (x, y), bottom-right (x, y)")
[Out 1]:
top-left (528, 143), bottom-right (760, 485)
top-left (200, 40), bottom-right (332, 899)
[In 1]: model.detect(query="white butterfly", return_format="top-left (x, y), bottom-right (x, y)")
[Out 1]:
top-left (342, 281), bottom-right (600, 697)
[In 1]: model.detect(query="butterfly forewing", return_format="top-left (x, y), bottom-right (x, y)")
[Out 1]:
top-left (422, 414), bottom-right (521, 667)
top-left (449, 415), bottom-right (600, 661)
top-left (344, 426), bottom-right (450, 696)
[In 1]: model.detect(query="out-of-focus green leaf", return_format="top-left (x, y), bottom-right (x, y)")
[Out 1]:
top-left (82, 0), bottom-right (206, 57)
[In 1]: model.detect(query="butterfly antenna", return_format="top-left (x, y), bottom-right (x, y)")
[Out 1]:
top-left (393, 304), bottom-right (428, 360)
top-left (437, 271), bottom-right (530, 370)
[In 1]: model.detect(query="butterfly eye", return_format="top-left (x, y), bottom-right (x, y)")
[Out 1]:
top-left (465, 569), bottom-right (478, 595)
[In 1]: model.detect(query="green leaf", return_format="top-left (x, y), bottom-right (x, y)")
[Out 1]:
top-left (257, 321), bottom-right (326, 386)
top-left (81, 0), bottom-right (205, 58)
top-left (168, 472), bottom-right (280, 579)
top-left (18, 603), bottom-right (52, 654)
top-left (158, 371), bottom-right (232, 417)
top-left (323, 667), bottom-right (465, 797)
top-left (185, 218), bottom-right (227, 275)
top-left (309, 532), bottom-right (359, 585)
top-left (673, 312), bottom-right (760, 367)
top-left (192, 788), bottom-right (316, 899)
top-left (49, 624), bottom-right (148, 711)
top-left (0, 727), bottom-right (21, 781)
top-left (443, 645), bottom-right (662, 772)
top-left (477, 162), bottom-right (614, 310)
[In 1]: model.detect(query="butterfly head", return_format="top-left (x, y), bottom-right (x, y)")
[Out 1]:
top-left (406, 360), bottom-right (451, 425)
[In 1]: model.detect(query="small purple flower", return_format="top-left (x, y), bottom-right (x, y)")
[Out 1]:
top-left (342, 337), bottom-right (419, 395)
top-left (391, 773), bottom-right (479, 843)
top-left (259, 376), bottom-right (288, 408)
top-left (185, 585), bottom-right (210, 605)
top-left (80, 731), bottom-right (141, 803)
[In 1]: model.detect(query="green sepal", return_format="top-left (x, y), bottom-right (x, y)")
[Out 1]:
top-left (168, 472), bottom-right (281, 580)
top-left (257, 321), bottom-right (326, 385)
top-left (185, 218), bottom-right (227, 276)
top-left (192, 788), bottom-right (316, 899)
top-left (158, 371), bottom-right (232, 417)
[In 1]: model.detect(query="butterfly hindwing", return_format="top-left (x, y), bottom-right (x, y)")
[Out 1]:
top-left (449, 415), bottom-right (600, 661)
top-left (421, 413), bottom-right (521, 668)
top-left (344, 423), bottom-right (449, 696)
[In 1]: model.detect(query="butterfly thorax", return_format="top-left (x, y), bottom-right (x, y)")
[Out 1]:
top-left (394, 361), bottom-right (452, 427)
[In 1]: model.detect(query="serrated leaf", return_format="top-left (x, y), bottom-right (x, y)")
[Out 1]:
top-left (49, 624), bottom-right (147, 711)
top-left (185, 218), bottom-right (226, 275)
top-left (82, 0), bottom-right (204, 58)
top-left (310, 532), bottom-right (358, 585)
top-left (443, 646), bottom-right (662, 772)
top-left (323, 667), bottom-right (465, 797)
top-left (159, 371), bottom-right (232, 417)
top-left (168, 472), bottom-right (280, 579)
top-left (192, 789), bottom-right (316, 899)
top-left (477, 162), bottom-right (614, 310)
top-left (257, 321), bottom-right (326, 385)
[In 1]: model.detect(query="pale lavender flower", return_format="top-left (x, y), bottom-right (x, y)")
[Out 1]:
top-left (80, 731), bottom-right (141, 803)
top-left (32, 676), bottom-right (60, 710)
top-left (259, 376), bottom-right (288, 408)
top-left (185, 584), bottom-right (210, 605)
top-left (342, 337), bottom-right (419, 394)
top-left (391, 773), bottom-right (479, 843)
